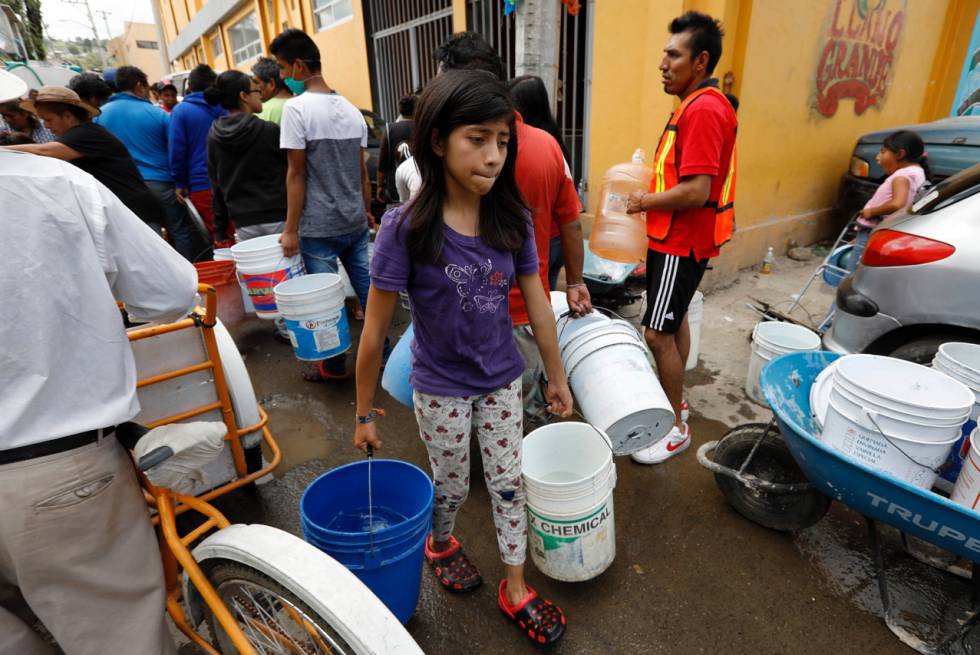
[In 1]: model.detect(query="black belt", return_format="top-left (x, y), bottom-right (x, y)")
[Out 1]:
top-left (0, 426), bottom-right (116, 465)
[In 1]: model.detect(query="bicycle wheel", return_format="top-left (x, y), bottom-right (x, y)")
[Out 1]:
top-left (202, 561), bottom-right (357, 654)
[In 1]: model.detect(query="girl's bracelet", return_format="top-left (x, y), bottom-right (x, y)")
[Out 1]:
top-left (566, 283), bottom-right (586, 289)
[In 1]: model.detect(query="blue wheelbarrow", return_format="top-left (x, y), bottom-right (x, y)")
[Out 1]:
top-left (698, 351), bottom-right (980, 653)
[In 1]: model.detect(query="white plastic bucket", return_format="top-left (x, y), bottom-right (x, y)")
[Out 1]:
top-left (214, 247), bottom-right (255, 315)
top-left (274, 274), bottom-right (350, 361)
top-left (820, 354), bottom-right (973, 490)
top-left (952, 427), bottom-right (980, 512)
top-left (550, 290), bottom-right (569, 319)
top-left (745, 321), bottom-right (821, 404)
top-left (933, 343), bottom-right (980, 488)
top-left (522, 423), bottom-right (617, 582)
top-left (685, 290), bottom-right (703, 371)
top-left (561, 319), bottom-right (673, 454)
top-left (231, 235), bottom-right (304, 319)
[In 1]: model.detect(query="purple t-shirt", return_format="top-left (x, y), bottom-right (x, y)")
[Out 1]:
top-left (372, 206), bottom-right (538, 397)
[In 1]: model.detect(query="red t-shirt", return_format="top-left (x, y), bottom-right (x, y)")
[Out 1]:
top-left (648, 91), bottom-right (737, 261)
top-left (510, 114), bottom-right (582, 326)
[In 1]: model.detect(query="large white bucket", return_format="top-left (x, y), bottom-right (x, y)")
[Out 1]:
top-left (933, 342), bottom-right (980, 489)
top-left (745, 321), bottom-right (821, 404)
top-left (550, 290), bottom-right (569, 319)
top-left (821, 354), bottom-right (974, 490)
top-left (685, 290), bottom-right (704, 371)
top-left (522, 423), bottom-right (617, 582)
top-left (560, 317), bottom-right (673, 454)
top-left (952, 427), bottom-right (980, 512)
top-left (213, 247), bottom-right (255, 315)
top-left (230, 235), bottom-right (304, 319)
top-left (274, 274), bottom-right (350, 361)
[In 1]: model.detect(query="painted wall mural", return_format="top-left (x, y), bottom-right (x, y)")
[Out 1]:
top-left (950, 9), bottom-right (980, 116)
top-left (814, 0), bottom-right (906, 118)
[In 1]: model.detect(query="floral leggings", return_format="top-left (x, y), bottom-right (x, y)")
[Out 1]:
top-left (413, 378), bottom-right (526, 566)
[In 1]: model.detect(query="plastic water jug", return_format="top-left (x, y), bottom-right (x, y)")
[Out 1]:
top-left (589, 149), bottom-right (652, 264)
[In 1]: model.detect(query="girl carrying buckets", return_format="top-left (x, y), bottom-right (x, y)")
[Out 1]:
top-left (354, 70), bottom-right (573, 646)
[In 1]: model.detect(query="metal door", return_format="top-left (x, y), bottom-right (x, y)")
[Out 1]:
top-left (364, 0), bottom-right (454, 122)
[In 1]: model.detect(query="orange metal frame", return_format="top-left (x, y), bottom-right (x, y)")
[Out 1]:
top-left (127, 284), bottom-right (284, 654)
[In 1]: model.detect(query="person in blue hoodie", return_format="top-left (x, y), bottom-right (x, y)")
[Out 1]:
top-left (96, 65), bottom-right (200, 261)
top-left (169, 65), bottom-right (228, 245)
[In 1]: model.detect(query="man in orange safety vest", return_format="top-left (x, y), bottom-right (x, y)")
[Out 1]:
top-left (625, 11), bottom-right (737, 465)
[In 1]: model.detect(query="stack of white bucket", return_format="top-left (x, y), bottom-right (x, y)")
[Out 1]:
top-left (273, 273), bottom-right (350, 361)
top-left (556, 306), bottom-right (673, 454)
top-left (933, 343), bottom-right (980, 512)
top-left (819, 354), bottom-right (974, 491)
top-left (745, 321), bottom-right (821, 404)
top-left (229, 235), bottom-right (304, 319)
top-left (522, 423), bottom-right (617, 582)
top-left (685, 291), bottom-right (704, 371)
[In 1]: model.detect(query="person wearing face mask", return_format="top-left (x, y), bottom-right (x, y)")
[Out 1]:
top-left (270, 28), bottom-right (384, 383)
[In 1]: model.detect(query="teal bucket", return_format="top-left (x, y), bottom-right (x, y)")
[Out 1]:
top-left (300, 460), bottom-right (434, 624)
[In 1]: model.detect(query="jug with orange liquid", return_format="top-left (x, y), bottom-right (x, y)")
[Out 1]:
top-left (589, 149), bottom-right (652, 264)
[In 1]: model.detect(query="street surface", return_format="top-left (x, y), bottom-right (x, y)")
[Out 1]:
top-left (179, 254), bottom-right (976, 654)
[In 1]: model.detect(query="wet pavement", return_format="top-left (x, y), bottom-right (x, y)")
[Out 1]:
top-left (190, 255), bottom-right (978, 654)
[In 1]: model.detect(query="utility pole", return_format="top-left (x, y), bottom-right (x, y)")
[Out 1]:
top-left (515, 0), bottom-right (561, 115)
top-left (64, 0), bottom-right (107, 69)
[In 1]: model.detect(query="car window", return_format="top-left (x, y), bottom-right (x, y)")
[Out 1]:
top-left (360, 111), bottom-right (384, 149)
top-left (920, 144), bottom-right (980, 179)
top-left (912, 161), bottom-right (980, 213)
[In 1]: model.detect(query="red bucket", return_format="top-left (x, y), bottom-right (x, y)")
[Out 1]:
top-left (195, 260), bottom-right (246, 327)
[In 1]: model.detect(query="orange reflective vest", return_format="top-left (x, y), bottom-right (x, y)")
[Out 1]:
top-left (647, 86), bottom-right (736, 248)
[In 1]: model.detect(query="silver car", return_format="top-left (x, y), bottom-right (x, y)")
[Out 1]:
top-left (823, 163), bottom-right (980, 363)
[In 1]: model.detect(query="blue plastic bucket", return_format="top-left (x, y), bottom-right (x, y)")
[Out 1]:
top-left (274, 274), bottom-right (351, 361)
top-left (381, 324), bottom-right (415, 408)
top-left (822, 245), bottom-right (855, 288)
top-left (300, 460), bottom-right (433, 624)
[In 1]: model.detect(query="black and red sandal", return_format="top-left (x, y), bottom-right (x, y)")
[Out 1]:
top-left (424, 535), bottom-right (482, 593)
top-left (497, 580), bottom-right (566, 646)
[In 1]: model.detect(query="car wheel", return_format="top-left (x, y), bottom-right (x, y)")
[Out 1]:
top-left (887, 335), bottom-right (979, 365)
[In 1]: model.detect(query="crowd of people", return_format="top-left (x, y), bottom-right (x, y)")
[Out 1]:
top-left (1, 10), bottom-right (743, 652)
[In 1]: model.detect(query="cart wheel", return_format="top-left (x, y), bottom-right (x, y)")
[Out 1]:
top-left (713, 423), bottom-right (831, 532)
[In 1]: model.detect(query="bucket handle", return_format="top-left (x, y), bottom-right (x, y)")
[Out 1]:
top-left (863, 410), bottom-right (948, 477)
top-left (555, 305), bottom-right (631, 344)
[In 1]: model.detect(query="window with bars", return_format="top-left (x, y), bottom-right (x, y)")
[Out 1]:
top-left (210, 32), bottom-right (223, 58)
top-left (229, 12), bottom-right (263, 64)
top-left (312, 0), bottom-right (352, 32)
top-left (136, 40), bottom-right (159, 50)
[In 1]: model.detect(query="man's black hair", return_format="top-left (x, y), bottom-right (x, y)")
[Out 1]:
top-left (669, 11), bottom-right (724, 76)
top-left (114, 65), bottom-right (148, 93)
top-left (397, 93), bottom-right (416, 118)
top-left (432, 31), bottom-right (506, 80)
top-left (68, 72), bottom-right (112, 104)
top-left (252, 56), bottom-right (286, 91)
top-left (188, 64), bottom-right (218, 93)
top-left (269, 29), bottom-right (322, 73)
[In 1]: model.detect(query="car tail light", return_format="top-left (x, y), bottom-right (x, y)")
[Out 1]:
top-left (862, 229), bottom-right (955, 267)
top-left (849, 156), bottom-right (870, 177)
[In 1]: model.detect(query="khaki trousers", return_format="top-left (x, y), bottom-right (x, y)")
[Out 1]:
top-left (0, 436), bottom-right (176, 655)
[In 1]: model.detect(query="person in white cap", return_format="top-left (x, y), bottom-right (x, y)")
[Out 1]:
top-left (0, 70), bottom-right (196, 655)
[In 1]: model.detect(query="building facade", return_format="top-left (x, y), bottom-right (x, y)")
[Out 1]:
top-left (108, 22), bottom-right (168, 83)
top-left (154, 0), bottom-right (980, 277)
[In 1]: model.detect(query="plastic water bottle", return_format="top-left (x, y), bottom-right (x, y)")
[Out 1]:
top-left (761, 247), bottom-right (775, 274)
top-left (589, 149), bottom-right (652, 264)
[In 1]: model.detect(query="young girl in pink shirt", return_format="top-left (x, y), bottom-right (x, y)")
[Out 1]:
top-left (849, 130), bottom-right (930, 269)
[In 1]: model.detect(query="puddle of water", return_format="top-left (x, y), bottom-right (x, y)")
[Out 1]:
top-left (795, 507), bottom-right (979, 653)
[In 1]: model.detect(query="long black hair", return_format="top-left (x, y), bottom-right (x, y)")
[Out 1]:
top-left (509, 75), bottom-right (570, 162)
top-left (882, 130), bottom-right (931, 181)
top-left (214, 70), bottom-right (252, 111)
top-left (405, 69), bottom-right (528, 265)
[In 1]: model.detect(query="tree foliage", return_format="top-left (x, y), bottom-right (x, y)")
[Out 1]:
top-left (1, 0), bottom-right (45, 59)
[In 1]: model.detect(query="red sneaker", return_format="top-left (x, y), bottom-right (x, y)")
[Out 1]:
top-left (498, 580), bottom-right (566, 646)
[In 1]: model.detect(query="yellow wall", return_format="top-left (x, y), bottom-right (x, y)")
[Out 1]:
top-left (301, 0), bottom-right (373, 109)
top-left (108, 22), bottom-right (167, 82)
top-left (587, 0), bottom-right (684, 218)
top-left (588, 0), bottom-right (973, 282)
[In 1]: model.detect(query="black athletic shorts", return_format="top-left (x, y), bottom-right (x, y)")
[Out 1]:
top-left (642, 250), bottom-right (709, 333)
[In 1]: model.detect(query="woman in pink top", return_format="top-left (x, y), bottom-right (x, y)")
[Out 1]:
top-left (848, 130), bottom-right (930, 270)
